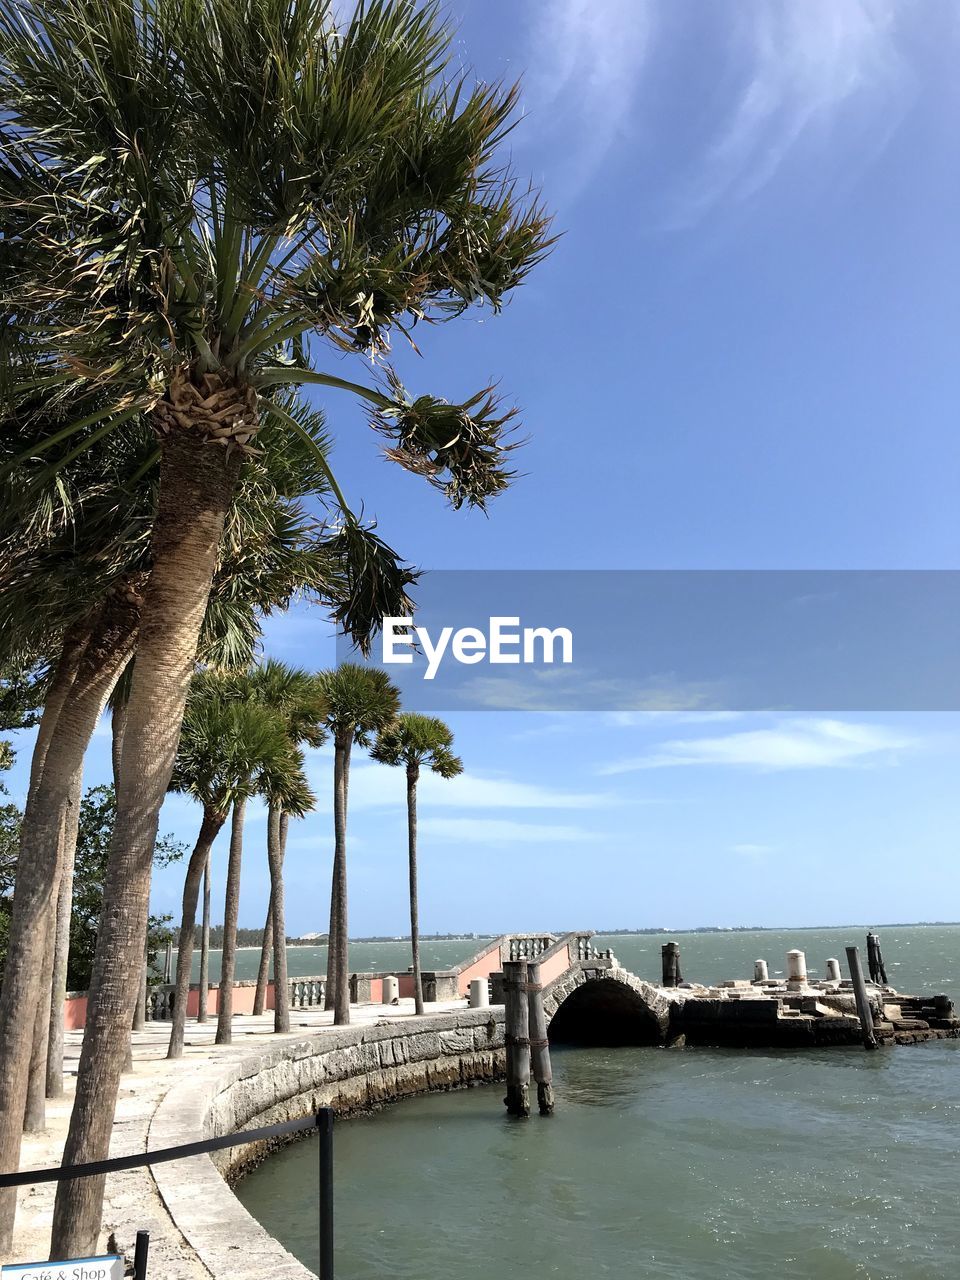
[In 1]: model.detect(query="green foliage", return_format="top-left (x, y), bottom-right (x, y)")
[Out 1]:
top-left (0, 790), bottom-right (22, 971)
top-left (67, 785), bottom-right (185, 990)
top-left (0, 784), bottom-right (185, 989)
top-left (170, 673), bottom-right (294, 817)
top-left (371, 711), bottom-right (463, 778)
top-left (0, 0), bottom-right (552, 533)
top-left (0, 655), bottom-right (48, 733)
top-left (315, 663), bottom-right (401, 746)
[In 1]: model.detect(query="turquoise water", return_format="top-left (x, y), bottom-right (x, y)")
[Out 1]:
top-left (189, 924), bottom-right (958, 995)
top-left (185, 938), bottom-right (487, 983)
top-left (236, 925), bottom-right (960, 1280)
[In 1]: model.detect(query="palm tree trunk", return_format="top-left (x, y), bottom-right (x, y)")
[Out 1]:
top-left (45, 768), bottom-right (83, 1100)
top-left (324, 736), bottom-right (350, 1011)
top-left (27, 617), bottom-right (94, 802)
top-left (252, 892), bottom-right (274, 1016)
top-left (51, 428), bottom-right (242, 1260)
top-left (216, 795), bottom-right (246, 1043)
top-left (167, 811), bottom-right (223, 1058)
top-left (196, 855), bottom-right (211, 1023)
top-left (111, 699), bottom-right (128, 790)
top-left (23, 884), bottom-right (60, 1132)
top-left (266, 804), bottom-right (290, 1033)
top-left (331, 733), bottom-right (352, 1025)
top-left (0, 591), bottom-right (141, 1251)
top-left (407, 763), bottom-right (424, 1016)
top-left (132, 949), bottom-right (148, 1032)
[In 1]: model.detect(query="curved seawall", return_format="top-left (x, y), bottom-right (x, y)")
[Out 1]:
top-left (147, 1008), bottom-right (505, 1280)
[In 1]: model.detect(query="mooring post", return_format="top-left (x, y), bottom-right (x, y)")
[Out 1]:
top-left (824, 957), bottom-right (841, 982)
top-left (866, 932), bottom-right (888, 985)
top-left (502, 959), bottom-right (531, 1117)
top-left (753, 959), bottom-right (769, 982)
top-left (661, 941), bottom-right (682, 988)
top-left (845, 945), bottom-right (878, 1050)
top-left (786, 949), bottom-right (807, 986)
top-left (526, 961), bottom-right (554, 1116)
top-left (133, 1230), bottom-right (150, 1280)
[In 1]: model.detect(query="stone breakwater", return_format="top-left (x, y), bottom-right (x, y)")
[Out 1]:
top-left (148, 1007), bottom-right (506, 1280)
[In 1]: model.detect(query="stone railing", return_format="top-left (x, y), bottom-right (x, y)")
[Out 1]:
top-left (289, 977), bottom-right (325, 1008)
top-left (506, 933), bottom-right (556, 961)
top-left (138, 975), bottom-right (328, 1022)
top-left (146, 986), bottom-right (175, 1021)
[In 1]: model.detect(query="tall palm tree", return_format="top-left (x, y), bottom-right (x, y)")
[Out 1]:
top-left (257, 751), bottom-right (316, 1034)
top-left (0, 396), bottom-right (341, 1145)
top-left (371, 715), bottom-right (462, 1014)
top-left (1, 1), bottom-right (550, 1253)
top-left (215, 660), bottom-right (326, 1043)
top-left (316, 665), bottom-right (400, 1025)
top-left (165, 680), bottom-right (289, 1059)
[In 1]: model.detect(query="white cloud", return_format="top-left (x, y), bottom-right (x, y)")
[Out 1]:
top-left (671, 0), bottom-right (912, 223)
top-left (419, 817), bottom-right (591, 845)
top-left (606, 710), bottom-right (743, 728)
top-left (302, 760), bottom-right (607, 812)
top-left (600, 717), bottom-right (917, 773)
top-left (522, 0), bottom-right (916, 219)
top-left (731, 842), bottom-right (775, 860)
top-left (522, 0), bottom-right (657, 198)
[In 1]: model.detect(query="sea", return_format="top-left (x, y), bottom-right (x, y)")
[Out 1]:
top-left (226, 925), bottom-right (960, 1279)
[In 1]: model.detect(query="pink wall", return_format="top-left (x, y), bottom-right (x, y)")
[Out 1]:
top-left (539, 946), bottom-right (573, 987)
top-left (455, 940), bottom-right (506, 995)
top-left (63, 981), bottom-right (276, 1030)
top-left (64, 994), bottom-right (87, 1030)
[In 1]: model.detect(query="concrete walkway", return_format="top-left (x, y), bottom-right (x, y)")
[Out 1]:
top-left (7, 999), bottom-right (466, 1271)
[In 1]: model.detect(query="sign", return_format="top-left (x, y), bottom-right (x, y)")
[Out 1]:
top-left (2, 1255), bottom-right (123, 1280)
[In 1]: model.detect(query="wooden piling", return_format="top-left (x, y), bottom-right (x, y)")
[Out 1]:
top-left (661, 941), bottom-right (682, 988)
top-left (866, 932), bottom-right (888, 985)
top-left (502, 959), bottom-right (531, 1117)
top-left (845, 945), bottom-right (878, 1050)
top-left (526, 961), bottom-right (554, 1116)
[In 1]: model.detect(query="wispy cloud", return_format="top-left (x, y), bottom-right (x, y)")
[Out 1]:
top-left (522, 0), bottom-right (915, 218)
top-left (670, 0), bottom-right (913, 223)
top-left (731, 842), bottom-right (775, 861)
top-left (304, 761), bottom-right (608, 812)
top-left (419, 817), bottom-right (592, 845)
top-left (600, 717), bottom-right (918, 773)
top-left (521, 0), bottom-right (657, 198)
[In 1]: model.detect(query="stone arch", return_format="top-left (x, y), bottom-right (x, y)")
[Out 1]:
top-left (544, 967), bottom-right (675, 1047)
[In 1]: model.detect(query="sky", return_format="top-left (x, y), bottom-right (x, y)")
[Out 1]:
top-left (6, 0), bottom-right (960, 936)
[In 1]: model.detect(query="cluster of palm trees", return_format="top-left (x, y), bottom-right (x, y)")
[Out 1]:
top-left (0, 0), bottom-right (550, 1258)
top-left (164, 660), bottom-right (462, 1062)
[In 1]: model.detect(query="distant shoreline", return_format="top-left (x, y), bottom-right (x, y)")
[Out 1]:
top-left (196, 921), bottom-right (960, 954)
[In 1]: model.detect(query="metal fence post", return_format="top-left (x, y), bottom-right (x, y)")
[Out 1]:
top-left (133, 1229), bottom-right (150, 1280)
top-left (317, 1108), bottom-right (334, 1280)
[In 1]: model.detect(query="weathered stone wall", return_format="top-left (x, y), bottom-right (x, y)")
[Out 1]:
top-left (148, 1008), bottom-right (505, 1280)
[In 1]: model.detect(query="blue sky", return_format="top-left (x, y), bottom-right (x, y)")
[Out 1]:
top-left (6, 0), bottom-right (960, 934)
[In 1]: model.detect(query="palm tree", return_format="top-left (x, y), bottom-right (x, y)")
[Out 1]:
top-left (0, 395), bottom-right (341, 1149)
top-left (2, 1), bottom-right (551, 1253)
top-left (316, 665), bottom-right (400, 1025)
top-left (215, 660), bottom-right (326, 1043)
top-left (371, 715), bottom-right (462, 1014)
top-left (258, 751), bottom-right (316, 1034)
top-left (165, 680), bottom-right (289, 1059)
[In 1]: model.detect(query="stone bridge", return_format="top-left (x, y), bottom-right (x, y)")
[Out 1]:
top-left (484, 931), bottom-right (682, 1047)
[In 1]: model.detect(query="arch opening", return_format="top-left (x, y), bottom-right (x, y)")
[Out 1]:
top-left (547, 978), bottom-right (665, 1047)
